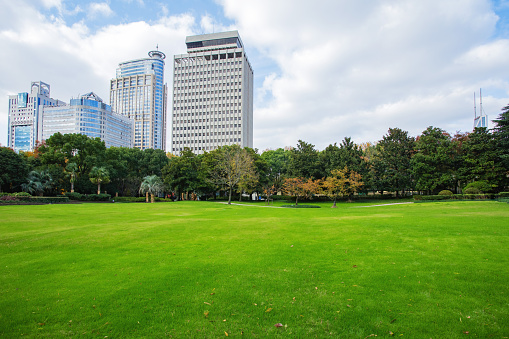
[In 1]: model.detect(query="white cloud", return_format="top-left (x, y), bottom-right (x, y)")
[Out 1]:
top-left (88, 2), bottom-right (114, 18)
top-left (220, 0), bottom-right (509, 150)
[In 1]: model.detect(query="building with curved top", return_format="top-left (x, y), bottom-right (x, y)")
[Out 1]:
top-left (110, 50), bottom-right (167, 150)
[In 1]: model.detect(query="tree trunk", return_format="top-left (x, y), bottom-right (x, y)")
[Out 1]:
top-left (97, 183), bottom-right (101, 195)
top-left (146, 192), bottom-right (149, 203)
top-left (228, 187), bottom-right (232, 205)
top-left (151, 194), bottom-right (155, 203)
top-left (295, 196), bottom-right (299, 206)
top-left (332, 198), bottom-right (337, 208)
top-left (71, 182), bottom-right (74, 193)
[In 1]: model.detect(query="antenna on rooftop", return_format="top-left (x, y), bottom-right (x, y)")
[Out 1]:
top-left (473, 88), bottom-right (488, 129)
top-left (474, 91), bottom-right (477, 119)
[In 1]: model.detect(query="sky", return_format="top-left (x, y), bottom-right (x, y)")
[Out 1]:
top-left (2, 0), bottom-right (509, 152)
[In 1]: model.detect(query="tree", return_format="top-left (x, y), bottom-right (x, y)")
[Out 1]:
top-left (65, 162), bottom-right (79, 193)
top-left (283, 177), bottom-right (321, 205)
top-left (288, 140), bottom-right (324, 179)
top-left (22, 170), bottom-right (53, 196)
top-left (372, 128), bottom-right (415, 196)
top-left (139, 175), bottom-right (165, 203)
top-left (205, 145), bottom-right (257, 204)
top-left (162, 148), bottom-right (208, 200)
top-left (411, 126), bottom-right (455, 194)
top-left (0, 147), bottom-right (28, 193)
top-left (89, 166), bottom-right (110, 194)
top-left (261, 148), bottom-right (291, 178)
top-left (458, 128), bottom-right (505, 191)
top-left (321, 167), bottom-right (363, 207)
top-left (321, 137), bottom-right (370, 189)
top-left (492, 104), bottom-right (509, 187)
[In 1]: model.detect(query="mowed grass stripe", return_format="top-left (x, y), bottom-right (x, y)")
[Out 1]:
top-left (0, 201), bottom-right (507, 338)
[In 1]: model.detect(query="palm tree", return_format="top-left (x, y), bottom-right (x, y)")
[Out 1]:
top-left (22, 170), bottom-right (53, 196)
top-left (66, 162), bottom-right (78, 193)
top-left (89, 166), bottom-right (110, 194)
top-left (139, 175), bottom-right (165, 203)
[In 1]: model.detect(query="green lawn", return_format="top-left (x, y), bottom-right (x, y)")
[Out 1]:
top-left (0, 201), bottom-right (508, 338)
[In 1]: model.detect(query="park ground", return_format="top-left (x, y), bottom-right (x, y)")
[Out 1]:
top-left (0, 200), bottom-right (508, 338)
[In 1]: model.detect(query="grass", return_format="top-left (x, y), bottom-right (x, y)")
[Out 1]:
top-left (0, 200), bottom-right (508, 338)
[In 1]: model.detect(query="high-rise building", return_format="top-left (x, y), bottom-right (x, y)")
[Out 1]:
top-left (7, 81), bottom-right (65, 152)
top-left (43, 92), bottom-right (133, 148)
top-left (171, 30), bottom-right (253, 155)
top-left (110, 50), bottom-right (167, 150)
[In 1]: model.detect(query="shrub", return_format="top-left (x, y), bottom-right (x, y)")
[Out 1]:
top-left (65, 192), bottom-right (83, 200)
top-left (13, 192), bottom-right (31, 197)
top-left (0, 195), bottom-right (18, 201)
top-left (27, 196), bottom-right (69, 203)
top-left (498, 192), bottom-right (509, 198)
top-left (463, 181), bottom-right (493, 194)
top-left (83, 194), bottom-right (111, 201)
top-left (438, 190), bottom-right (453, 196)
top-left (115, 196), bottom-right (147, 203)
top-left (463, 187), bottom-right (481, 195)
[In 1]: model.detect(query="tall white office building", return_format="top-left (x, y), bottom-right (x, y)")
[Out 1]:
top-left (171, 31), bottom-right (253, 155)
top-left (110, 50), bottom-right (167, 150)
top-left (7, 81), bottom-right (65, 152)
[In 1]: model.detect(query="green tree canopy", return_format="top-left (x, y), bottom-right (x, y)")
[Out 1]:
top-left (0, 147), bottom-right (28, 193)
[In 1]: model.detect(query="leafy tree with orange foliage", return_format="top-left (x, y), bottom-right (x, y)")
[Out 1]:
top-left (283, 177), bottom-right (321, 205)
top-left (321, 167), bottom-right (363, 207)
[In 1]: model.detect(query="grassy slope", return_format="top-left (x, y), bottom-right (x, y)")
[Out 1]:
top-left (0, 201), bottom-right (507, 338)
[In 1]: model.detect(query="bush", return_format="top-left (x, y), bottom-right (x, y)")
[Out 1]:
top-left (498, 192), bottom-right (509, 198)
top-left (463, 181), bottom-right (493, 194)
top-left (65, 192), bottom-right (83, 200)
top-left (414, 194), bottom-right (496, 202)
top-left (13, 192), bottom-right (31, 197)
top-left (0, 195), bottom-right (19, 201)
top-left (27, 196), bottom-right (69, 203)
top-left (115, 196), bottom-right (147, 203)
top-left (438, 190), bottom-right (454, 196)
top-left (83, 194), bottom-right (111, 201)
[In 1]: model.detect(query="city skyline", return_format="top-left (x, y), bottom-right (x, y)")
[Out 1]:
top-left (2, 0), bottom-right (509, 151)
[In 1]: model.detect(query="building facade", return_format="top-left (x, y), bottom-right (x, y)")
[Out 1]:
top-left (110, 50), bottom-right (167, 150)
top-left (43, 92), bottom-right (133, 148)
top-left (7, 81), bottom-right (65, 152)
top-left (171, 31), bottom-right (254, 155)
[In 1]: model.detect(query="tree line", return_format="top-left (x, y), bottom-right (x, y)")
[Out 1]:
top-left (1, 105), bottom-right (508, 202)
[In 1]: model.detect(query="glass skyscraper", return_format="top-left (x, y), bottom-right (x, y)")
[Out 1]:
top-left (7, 81), bottom-right (65, 152)
top-left (110, 50), bottom-right (167, 150)
top-left (43, 92), bottom-right (133, 148)
top-left (171, 31), bottom-right (254, 155)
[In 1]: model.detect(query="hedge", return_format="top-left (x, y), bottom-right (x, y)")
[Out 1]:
top-left (114, 196), bottom-right (173, 203)
top-left (414, 194), bottom-right (497, 201)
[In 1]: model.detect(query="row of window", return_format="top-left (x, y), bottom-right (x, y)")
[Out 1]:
top-left (173, 137), bottom-right (242, 144)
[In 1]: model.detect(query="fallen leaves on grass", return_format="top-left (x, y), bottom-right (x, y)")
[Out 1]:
top-left (266, 308), bottom-right (272, 312)
top-left (353, 265), bottom-right (358, 268)
top-left (274, 323), bottom-right (283, 327)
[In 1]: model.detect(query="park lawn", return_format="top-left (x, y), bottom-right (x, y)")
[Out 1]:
top-left (0, 201), bottom-right (507, 338)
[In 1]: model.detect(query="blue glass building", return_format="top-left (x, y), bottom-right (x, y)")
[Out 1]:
top-left (8, 81), bottom-right (65, 152)
top-left (110, 50), bottom-right (167, 150)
